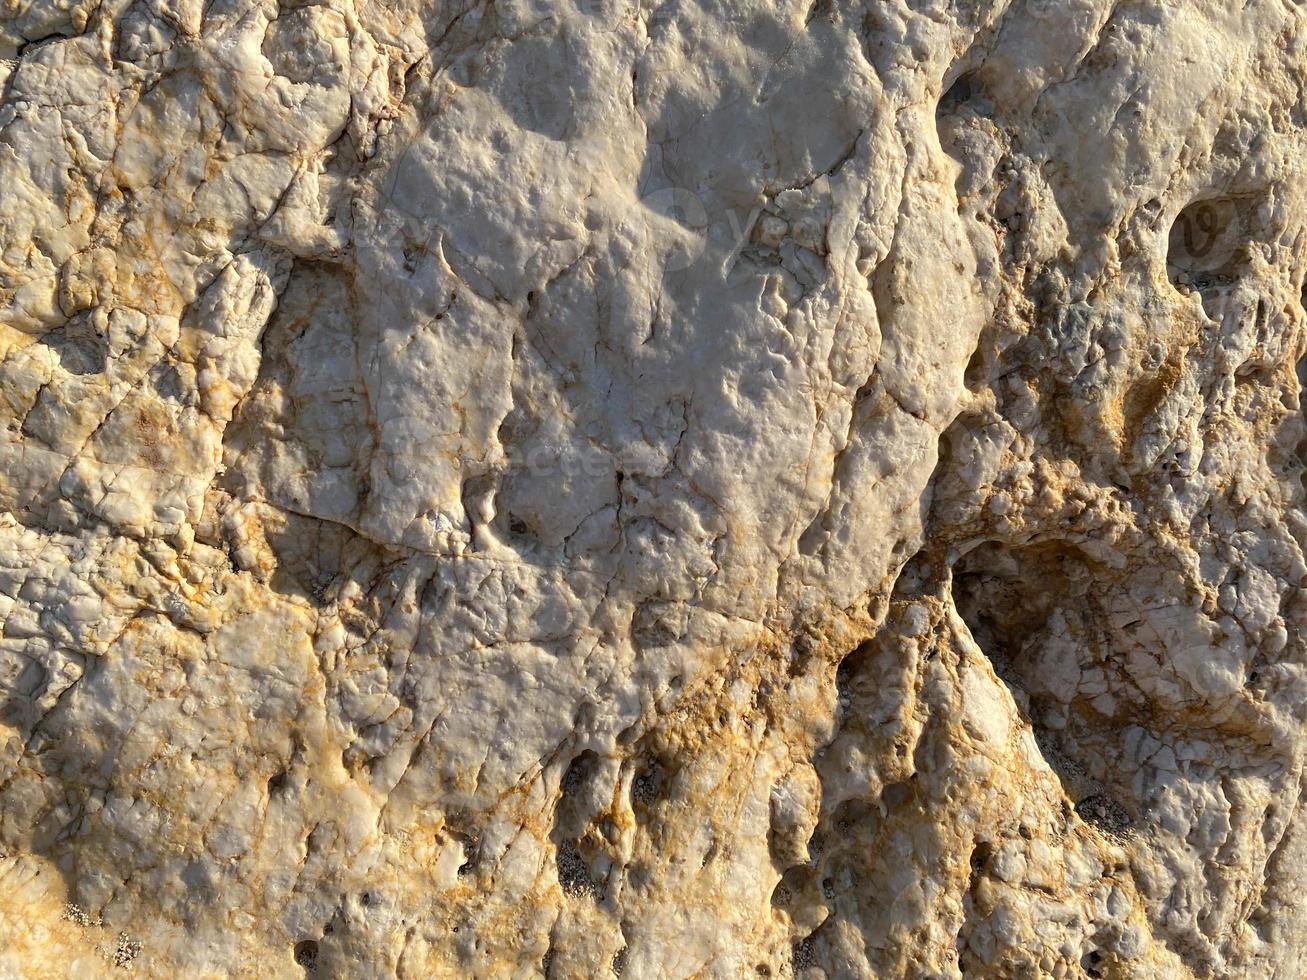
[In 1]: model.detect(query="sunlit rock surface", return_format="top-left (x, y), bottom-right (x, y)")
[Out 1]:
top-left (1, 0), bottom-right (1306, 976)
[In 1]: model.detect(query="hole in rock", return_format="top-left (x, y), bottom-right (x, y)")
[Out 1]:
top-left (938, 71), bottom-right (981, 118)
top-left (447, 829), bottom-right (479, 877)
top-left (831, 797), bottom-right (878, 839)
top-left (935, 64), bottom-right (999, 199)
top-left (833, 641), bottom-right (874, 708)
top-left (557, 839), bottom-right (598, 897)
top-left (38, 315), bottom-right (107, 376)
top-left (552, 751), bottom-right (606, 900)
top-left (963, 340), bottom-right (990, 391)
top-left (804, 0), bottom-right (831, 25)
top-left (956, 838), bottom-right (995, 968)
top-left (630, 758), bottom-right (665, 813)
top-left (1167, 195), bottom-right (1264, 320)
top-left (770, 877), bottom-right (794, 909)
top-left (293, 939), bottom-right (318, 969)
top-left (1081, 948), bottom-right (1105, 978)
top-left (792, 935), bottom-right (817, 971)
top-left (1075, 793), bottom-right (1132, 835)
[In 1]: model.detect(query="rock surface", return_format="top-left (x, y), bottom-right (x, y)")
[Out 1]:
top-left (1, 0), bottom-right (1306, 976)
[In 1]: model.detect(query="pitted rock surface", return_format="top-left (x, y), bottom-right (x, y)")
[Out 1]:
top-left (0, 0), bottom-right (1305, 977)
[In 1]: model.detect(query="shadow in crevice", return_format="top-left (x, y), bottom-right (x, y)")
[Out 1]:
top-left (552, 750), bottom-right (609, 902)
top-left (35, 314), bottom-right (107, 376)
top-left (951, 540), bottom-right (1138, 837)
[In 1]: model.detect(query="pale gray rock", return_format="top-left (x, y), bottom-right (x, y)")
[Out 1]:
top-left (0, 0), bottom-right (1305, 977)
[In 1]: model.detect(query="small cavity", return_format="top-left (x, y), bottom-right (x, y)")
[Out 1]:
top-left (1076, 793), bottom-right (1133, 835)
top-left (38, 315), bottom-right (107, 376)
top-left (293, 939), bottom-right (318, 970)
top-left (1166, 194), bottom-right (1265, 320)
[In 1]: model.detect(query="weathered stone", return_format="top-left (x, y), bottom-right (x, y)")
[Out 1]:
top-left (1, 0), bottom-right (1305, 976)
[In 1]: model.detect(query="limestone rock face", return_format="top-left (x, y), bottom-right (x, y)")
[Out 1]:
top-left (1, 0), bottom-right (1306, 976)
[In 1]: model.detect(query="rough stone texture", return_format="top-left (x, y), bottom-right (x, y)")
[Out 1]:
top-left (1, 0), bottom-right (1306, 976)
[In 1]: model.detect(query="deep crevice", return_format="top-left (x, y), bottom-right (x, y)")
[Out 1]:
top-left (553, 750), bottom-right (607, 901)
top-left (951, 540), bottom-right (1138, 836)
